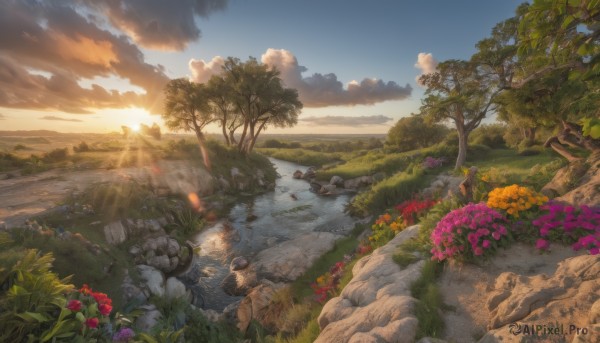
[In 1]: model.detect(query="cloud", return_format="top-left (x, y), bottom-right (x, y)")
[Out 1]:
top-left (261, 49), bottom-right (412, 107)
top-left (188, 49), bottom-right (412, 107)
top-left (0, 0), bottom-right (226, 114)
top-left (84, 0), bottom-right (228, 51)
top-left (301, 115), bottom-right (393, 126)
top-left (40, 115), bottom-right (83, 122)
top-left (414, 53), bottom-right (438, 86)
top-left (189, 56), bottom-right (225, 83)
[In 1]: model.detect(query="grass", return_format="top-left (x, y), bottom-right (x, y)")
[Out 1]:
top-left (257, 148), bottom-right (344, 167)
top-left (409, 260), bottom-right (445, 339)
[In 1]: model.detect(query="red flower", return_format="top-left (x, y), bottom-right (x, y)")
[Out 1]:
top-left (66, 299), bottom-right (82, 312)
top-left (92, 291), bottom-right (112, 306)
top-left (99, 303), bottom-right (112, 316)
top-left (79, 284), bottom-right (92, 295)
top-left (85, 317), bottom-right (99, 329)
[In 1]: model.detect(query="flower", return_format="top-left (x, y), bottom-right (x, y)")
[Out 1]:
top-left (66, 299), bottom-right (82, 312)
top-left (487, 185), bottom-right (548, 218)
top-left (535, 239), bottom-right (550, 250)
top-left (85, 317), bottom-right (99, 329)
top-left (113, 328), bottom-right (135, 342)
top-left (99, 303), bottom-right (112, 316)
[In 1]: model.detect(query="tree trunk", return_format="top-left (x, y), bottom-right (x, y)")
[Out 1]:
top-left (229, 130), bottom-right (237, 145)
top-left (455, 124), bottom-right (469, 170)
top-left (248, 121), bottom-right (268, 153)
top-left (194, 130), bottom-right (211, 170)
top-left (237, 121), bottom-right (249, 152)
top-left (221, 120), bottom-right (230, 146)
top-left (525, 127), bottom-right (536, 147)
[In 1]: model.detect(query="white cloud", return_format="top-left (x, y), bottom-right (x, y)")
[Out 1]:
top-left (414, 52), bottom-right (438, 86)
top-left (188, 56), bottom-right (225, 83)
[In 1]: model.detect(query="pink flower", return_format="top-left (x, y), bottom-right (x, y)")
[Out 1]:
top-left (535, 239), bottom-right (550, 250)
top-left (85, 317), bottom-right (99, 329)
top-left (482, 240), bottom-right (491, 248)
top-left (474, 247), bottom-right (483, 256)
top-left (492, 232), bottom-right (501, 240)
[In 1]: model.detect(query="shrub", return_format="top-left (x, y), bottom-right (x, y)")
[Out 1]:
top-left (13, 144), bottom-right (29, 150)
top-left (487, 185), bottom-right (548, 218)
top-left (74, 141), bottom-right (90, 153)
top-left (42, 147), bottom-right (69, 163)
top-left (532, 202), bottom-right (600, 255)
top-left (395, 198), bottom-right (439, 226)
top-left (422, 156), bottom-right (446, 169)
top-left (469, 124), bottom-right (506, 149)
top-left (430, 203), bottom-right (509, 262)
top-left (369, 212), bottom-right (406, 247)
top-left (184, 307), bottom-right (242, 343)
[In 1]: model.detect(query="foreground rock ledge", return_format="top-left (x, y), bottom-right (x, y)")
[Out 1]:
top-left (315, 225), bottom-right (424, 343)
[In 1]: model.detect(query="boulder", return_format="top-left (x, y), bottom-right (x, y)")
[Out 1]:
top-left (310, 182), bottom-right (322, 193)
top-left (319, 184), bottom-right (337, 194)
top-left (292, 170), bottom-right (303, 179)
top-left (148, 255), bottom-right (171, 272)
top-left (103, 221), bottom-right (127, 245)
top-left (135, 304), bottom-right (162, 333)
top-left (231, 167), bottom-right (242, 178)
top-left (145, 219), bottom-right (162, 233)
top-left (155, 236), bottom-right (168, 255)
top-left (166, 238), bottom-right (180, 257)
top-left (330, 175), bottom-right (344, 187)
top-left (236, 281), bottom-right (285, 333)
top-left (136, 265), bottom-right (165, 297)
top-left (221, 272), bottom-right (251, 296)
top-left (314, 226), bottom-right (423, 343)
top-left (165, 277), bottom-right (187, 300)
top-left (231, 256), bottom-right (250, 271)
top-left (142, 238), bottom-right (157, 252)
top-left (252, 232), bottom-right (339, 282)
top-left (302, 167), bottom-right (316, 180)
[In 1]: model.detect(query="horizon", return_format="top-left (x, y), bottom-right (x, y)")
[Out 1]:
top-left (0, 0), bottom-right (522, 134)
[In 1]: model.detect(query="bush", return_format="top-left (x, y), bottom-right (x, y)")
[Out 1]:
top-left (430, 203), bottom-right (510, 262)
top-left (74, 141), bottom-right (90, 153)
top-left (348, 169), bottom-right (429, 216)
top-left (386, 116), bottom-right (449, 152)
top-left (486, 184), bottom-right (548, 218)
top-left (13, 144), bottom-right (29, 150)
top-left (184, 307), bottom-right (242, 342)
top-left (469, 124), bottom-right (506, 149)
top-left (42, 147), bottom-right (69, 163)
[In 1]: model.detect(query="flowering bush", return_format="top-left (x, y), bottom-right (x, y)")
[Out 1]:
top-left (62, 284), bottom-right (115, 339)
top-left (422, 156), bottom-right (445, 169)
top-left (430, 203), bottom-right (509, 261)
top-left (532, 201), bottom-right (600, 255)
top-left (487, 184), bottom-right (548, 218)
top-left (311, 261), bottom-right (346, 303)
top-left (395, 198), bottom-right (438, 226)
top-left (369, 212), bottom-right (406, 247)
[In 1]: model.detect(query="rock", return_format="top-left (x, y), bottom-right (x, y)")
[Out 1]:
top-left (142, 238), bottom-right (158, 252)
top-left (417, 338), bottom-right (448, 343)
top-left (155, 236), bottom-right (168, 254)
top-left (314, 226), bottom-right (423, 343)
top-left (166, 238), bottom-right (180, 257)
top-left (319, 184), bottom-right (336, 194)
top-left (487, 254), bottom-right (600, 334)
top-left (330, 175), bottom-right (344, 187)
top-left (231, 167), bottom-right (241, 178)
top-left (252, 232), bottom-right (339, 282)
top-left (231, 256), bottom-right (250, 271)
top-left (169, 256), bottom-right (179, 270)
top-left (136, 265), bottom-right (165, 297)
top-left (218, 176), bottom-right (231, 191)
top-left (555, 153), bottom-right (600, 207)
top-left (292, 170), bottom-right (303, 179)
top-left (121, 270), bottom-right (146, 304)
top-left (343, 176), bottom-right (373, 189)
top-left (103, 221), bottom-right (127, 245)
top-left (148, 255), bottom-right (171, 272)
top-left (165, 277), bottom-right (187, 300)
top-left (0, 221), bottom-right (7, 231)
top-left (200, 308), bottom-right (222, 322)
top-left (302, 167), bottom-right (316, 180)
top-left (236, 281), bottom-right (284, 333)
top-left (135, 304), bottom-right (162, 332)
top-left (221, 272), bottom-right (251, 296)
top-left (246, 214), bottom-right (258, 222)
top-left (146, 219), bottom-right (162, 232)
top-left (310, 182), bottom-right (322, 192)
top-left (223, 300), bottom-right (242, 323)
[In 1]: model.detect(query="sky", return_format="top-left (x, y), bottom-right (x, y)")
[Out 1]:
top-left (0, 0), bottom-right (525, 134)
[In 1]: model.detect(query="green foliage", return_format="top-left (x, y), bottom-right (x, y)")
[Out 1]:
top-left (581, 117), bottom-right (600, 139)
top-left (167, 206), bottom-right (206, 238)
top-left (410, 261), bottom-right (445, 339)
top-left (42, 148), bottom-right (69, 163)
top-left (258, 148), bottom-right (341, 167)
top-left (184, 307), bottom-right (242, 343)
top-left (347, 170), bottom-right (429, 216)
top-left (150, 296), bottom-right (189, 331)
top-left (0, 249), bottom-right (75, 342)
top-left (416, 197), bottom-right (465, 252)
top-left (138, 328), bottom-right (184, 343)
top-left (75, 180), bottom-right (157, 220)
top-left (13, 144), bottom-right (29, 151)
top-left (385, 116), bottom-right (449, 152)
top-left (469, 124), bottom-right (507, 149)
top-left (392, 248), bottom-right (419, 268)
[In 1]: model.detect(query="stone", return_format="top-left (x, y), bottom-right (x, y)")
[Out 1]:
top-left (136, 265), bottom-right (165, 297)
top-left (221, 272), bottom-right (250, 296)
top-left (319, 184), bottom-right (336, 194)
top-left (314, 226), bottom-right (423, 343)
top-left (330, 175), bottom-right (344, 187)
top-left (146, 219), bottom-right (162, 233)
top-left (166, 238), bottom-right (180, 257)
top-left (155, 236), bottom-right (168, 255)
top-left (302, 167), bottom-right (316, 179)
top-left (169, 256), bottom-right (179, 270)
top-left (292, 170), bottom-right (303, 179)
top-left (231, 256), bottom-right (250, 271)
top-left (231, 167), bottom-right (241, 178)
top-left (103, 221), bottom-right (127, 245)
top-left (165, 277), bottom-right (187, 300)
top-left (142, 238), bottom-right (157, 252)
top-left (135, 304), bottom-right (162, 333)
top-left (236, 281), bottom-right (284, 333)
top-left (252, 232), bottom-right (339, 282)
top-left (218, 176), bottom-right (231, 191)
top-left (148, 255), bottom-right (171, 272)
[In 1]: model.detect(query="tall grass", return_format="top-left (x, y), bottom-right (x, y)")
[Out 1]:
top-left (257, 148), bottom-right (343, 167)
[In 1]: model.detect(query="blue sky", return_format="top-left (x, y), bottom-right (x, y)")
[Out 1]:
top-left (0, 0), bottom-right (524, 133)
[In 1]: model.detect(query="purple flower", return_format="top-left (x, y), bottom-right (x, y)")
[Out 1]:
top-left (113, 328), bottom-right (135, 342)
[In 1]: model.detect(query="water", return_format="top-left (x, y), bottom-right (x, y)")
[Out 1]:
top-left (190, 158), bottom-right (358, 311)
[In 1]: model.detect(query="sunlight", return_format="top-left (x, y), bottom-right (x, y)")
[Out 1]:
top-left (131, 124), bottom-right (140, 132)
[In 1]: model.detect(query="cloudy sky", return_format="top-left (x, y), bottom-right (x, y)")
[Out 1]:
top-left (0, 0), bottom-right (523, 134)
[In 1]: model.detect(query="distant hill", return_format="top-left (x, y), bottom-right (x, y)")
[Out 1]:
top-left (0, 130), bottom-right (63, 137)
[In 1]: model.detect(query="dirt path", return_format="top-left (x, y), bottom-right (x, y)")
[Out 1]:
top-left (0, 160), bottom-right (212, 228)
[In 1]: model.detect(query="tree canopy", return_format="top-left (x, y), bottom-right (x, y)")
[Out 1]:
top-left (385, 115), bottom-right (448, 152)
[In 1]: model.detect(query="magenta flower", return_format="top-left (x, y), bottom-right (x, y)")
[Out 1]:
top-left (535, 239), bottom-right (550, 250)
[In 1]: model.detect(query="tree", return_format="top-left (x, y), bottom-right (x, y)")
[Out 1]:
top-left (205, 75), bottom-right (239, 146)
top-left (418, 60), bottom-right (500, 169)
top-left (385, 115), bottom-right (448, 152)
top-left (220, 57), bottom-right (302, 154)
top-left (162, 78), bottom-right (214, 167)
top-left (140, 123), bottom-right (162, 140)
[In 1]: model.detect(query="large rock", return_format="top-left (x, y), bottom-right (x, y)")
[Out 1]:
top-left (319, 184), bottom-right (337, 195)
top-left (343, 175), bottom-right (374, 189)
top-left (486, 254), bottom-right (600, 331)
top-left (230, 256), bottom-right (250, 271)
top-left (148, 255), bottom-right (171, 272)
top-left (330, 175), bottom-right (344, 187)
top-left (165, 277), bottom-right (187, 300)
top-left (136, 265), bottom-right (165, 297)
top-left (292, 170), bottom-right (303, 179)
top-left (135, 304), bottom-right (162, 332)
top-left (103, 221), bottom-right (127, 245)
top-left (315, 226), bottom-right (423, 343)
top-left (543, 152), bottom-right (600, 206)
top-left (236, 281), bottom-right (285, 333)
top-left (302, 167), bottom-right (316, 180)
top-left (221, 272), bottom-right (251, 296)
top-left (252, 232), bottom-right (339, 282)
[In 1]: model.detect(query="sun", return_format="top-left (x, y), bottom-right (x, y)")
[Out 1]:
top-left (131, 124), bottom-right (141, 132)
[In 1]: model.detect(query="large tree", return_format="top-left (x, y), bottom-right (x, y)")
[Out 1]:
top-left (162, 78), bottom-right (214, 167)
top-left (205, 75), bottom-right (239, 146)
top-left (419, 60), bottom-right (501, 169)
top-left (221, 57), bottom-right (302, 154)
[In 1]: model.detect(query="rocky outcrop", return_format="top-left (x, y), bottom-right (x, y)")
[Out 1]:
top-left (330, 175), bottom-right (344, 187)
top-left (135, 304), bottom-right (162, 332)
top-left (302, 167), bottom-right (316, 180)
top-left (236, 281), bottom-right (285, 333)
top-left (315, 226), bottom-right (423, 343)
top-left (251, 231), bottom-right (339, 282)
top-left (136, 264), bottom-right (165, 297)
top-left (230, 256), bottom-right (249, 271)
top-left (421, 173), bottom-right (463, 199)
top-left (165, 277), bottom-right (188, 300)
top-left (543, 151), bottom-right (600, 206)
top-left (129, 235), bottom-right (191, 274)
top-left (103, 221), bottom-right (127, 245)
top-left (293, 170), bottom-right (303, 179)
top-left (481, 254), bottom-right (600, 343)
top-left (343, 175), bottom-right (373, 189)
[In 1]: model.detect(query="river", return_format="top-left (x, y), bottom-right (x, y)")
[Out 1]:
top-left (190, 158), bottom-right (359, 311)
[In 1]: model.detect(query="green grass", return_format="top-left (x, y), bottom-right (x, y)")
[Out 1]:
top-left (410, 260), bottom-right (445, 339)
top-left (257, 148), bottom-right (344, 167)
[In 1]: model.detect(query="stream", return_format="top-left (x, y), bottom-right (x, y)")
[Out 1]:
top-left (189, 158), bottom-right (358, 311)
